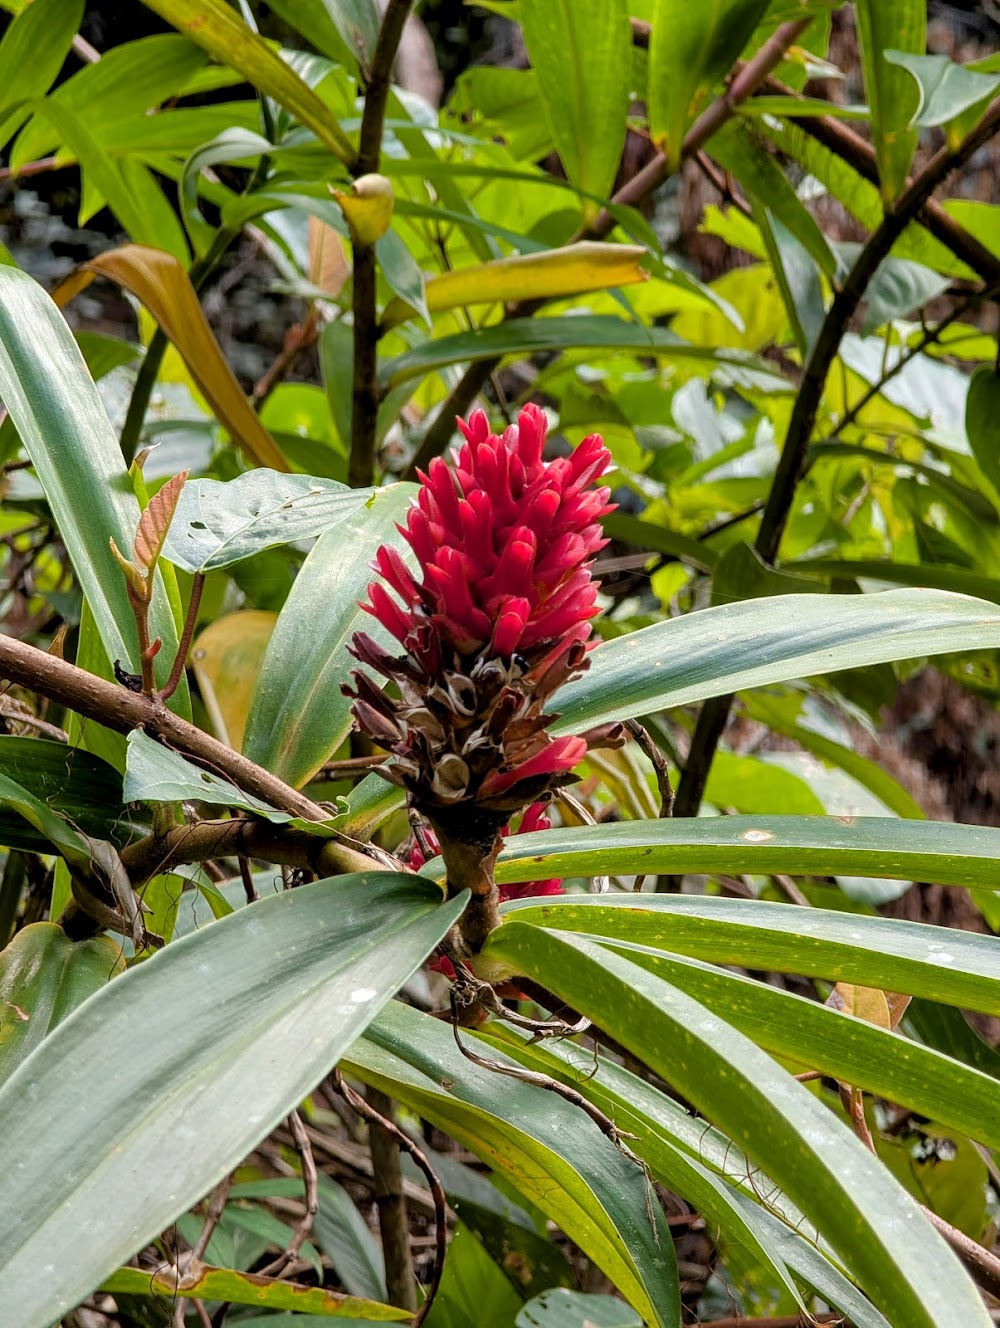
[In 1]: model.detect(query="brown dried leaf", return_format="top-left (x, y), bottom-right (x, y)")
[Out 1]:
top-left (308, 215), bottom-right (351, 300)
top-left (827, 981), bottom-right (892, 1030)
top-left (134, 471), bottom-right (188, 577)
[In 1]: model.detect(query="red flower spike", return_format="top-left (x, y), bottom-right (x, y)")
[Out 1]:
top-left (344, 404), bottom-right (626, 908)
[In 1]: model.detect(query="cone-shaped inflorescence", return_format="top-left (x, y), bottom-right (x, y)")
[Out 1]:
top-left (344, 404), bottom-right (623, 947)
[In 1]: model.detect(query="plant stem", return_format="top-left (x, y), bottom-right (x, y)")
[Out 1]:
top-left (348, 0), bottom-right (415, 490)
top-left (402, 15), bottom-right (812, 481)
top-left (364, 1086), bottom-right (417, 1311)
top-left (672, 95), bottom-right (1000, 826)
top-left (160, 572), bottom-right (204, 702)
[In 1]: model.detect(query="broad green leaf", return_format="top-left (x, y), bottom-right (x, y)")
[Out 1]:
top-left (346, 1000), bottom-right (679, 1328)
top-left (648, 0), bottom-right (771, 171)
top-left (329, 772), bottom-right (406, 841)
top-left (123, 728), bottom-right (290, 819)
top-left (0, 0), bottom-right (82, 148)
top-left (55, 245), bottom-right (288, 471)
top-left (743, 693), bottom-right (926, 820)
top-left (314, 1174), bottom-right (386, 1301)
top-left (885, 50), bottom-right (1000, 146)
top-left (0, 266), bottom-right (187, 702)
top-left (139, 0), bottom-right (356, 164)
top-left (0, 771), bottom-right (92, 869)
top-left (0, 738), bottom-right (137, 851)
top-left (853, 252), bottom-right (951, 334)
top-left (100, 1264), bottom-right (405, 1318)
top-left (485, 925), bottom-right (990, 1328)
top-left (516, 1290), bottom-right (640, 1328)
top-left (243, 484), bottom-right (416, 786)
top-left (552, 588), bottom-right (1000, 734)
top-left (161, 471), bottom-right (375, 573)
top-left (786, 559), bottom-right (1000, 606)
top-left (602, 512), bottom-right (718, 572)
top-left (492, 815), bottom-right (1000, 895)
top-left (0, 924), bottom-right (125, 1084)
top-left (180, 126), bottom-right (273, 256)
top-left (424, 1220), bottom-right (523, 1328)
top-left (594, 943), bottom-right (1000, 1151)
top-left (708, 120), bottom-right (838, 279)
top-left (263, 0), bottom-right (364, 70)
top-left (854, 0), bottom-right (925, 203)
top-left (965, 365), bottom-right (1000, 498)
top-left (0, 873), bottom-right (465, 1325)
top-left (500, 892), bottom-right (1000, 1016)
top-left (518, 0), bottom-right (630, 221)
top-left (489, 1029), bottom-right (891, 1328)
top-left (382, 243), bottom-right (649, 330)
top-left (12, 34), bottom-right (210, 167)
top-left (379, 316), bottom-right (791, 392)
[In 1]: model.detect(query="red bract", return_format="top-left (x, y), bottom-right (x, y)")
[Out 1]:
top-left (344, 404), bottom-right (624, 850)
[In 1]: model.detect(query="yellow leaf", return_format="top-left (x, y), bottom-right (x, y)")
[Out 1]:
top-left (309, 215), bottom-right (351, 300)
top-left (827, 982), bottom-right (892, 1030)
top-left (53, 245), bottom-right (289, 473)
top-left (381, 242), bottom-right (649, 330)
top-left (332, 172), bottom-right (395, 247)
top-left (190, 610), bottom-right (276, 752)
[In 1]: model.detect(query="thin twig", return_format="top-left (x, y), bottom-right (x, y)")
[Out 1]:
top-left (450, 992), bottom-right (635, 1153)
top-left (190, 1175), bottom-right (234, 1262)
top-left (624, 719), bottom-right (674, 818)
top-left (332, 1070), bottom-right (446, 1327)
top-left (257, 1110), bottom-right (319, 1278)
top-left (160, 572), bottom-right (204, 702)
top-left (402, 16), bottom-right (814, 480)
top-left (451, 961), bottom-right (591, 1040)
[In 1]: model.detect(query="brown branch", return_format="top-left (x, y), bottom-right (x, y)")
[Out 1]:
top-left (761, 75), bottom-right (1000, 286)
top-left (672, 94), bottom-right (1000, 825)
top-left (349, 0), bottom-right (415, 491)
top-left (402, 16), bottom-right (814, 480)
top-left (921, 1205), bottom-right (1000, 1302)
top-left (0, 633), bottom-right (380, 860)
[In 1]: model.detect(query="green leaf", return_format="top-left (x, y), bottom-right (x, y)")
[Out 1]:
top-left (854, 0), bottom-right (925, 203)
top-left (516, 1289), bottom-right (641, 1328)
top-left (101, 1263), bottom-right (405, 1318)
top-left (161, 471), bottom-right (376, 574)
top-left (0, 923), bottom-right (125, 1084)
top-left (500, 892), bottom-right (1000, 1016)
top-left (139, 0), bottom-right (356, 165)
top-left (484, 925), bottom-right (990, 1328)
top-left (593, 943), bottom-right (1000, 1151)
top-left (647, 0), bottom-right (770, 171)
top-left (0, 737), bottom-right (138, 851)
top-left (314, 1175), bottom-right (386, 1301)
top-left (965, 365), bottom-right (1000, 498)
top-left (786, 558), bottom-right (1000, 606)
top-left (180, 126), bottom-right (273, 256)
top-left (517, 0), bottom-right (630, 221)
top-left (0, 266), bottom-right (187, 707)
top-left (243, 484), bottom-right (416, 787)
top-left (346, 1001), bottom-right (679, 1328)
top-left (379, 316), bottom-right (791, 393)
top-left (552, 588), bottom-right (1000, 735)
top-left (885, 50), bottom-right (1000, 145)
top-left (123, 728), bottom-right (291, 819)
top-left (0, 771), bottom-right (93, 870)
top-left (0, 872), bottom-right (465, 1325)
top-left (0, 0), bottom-right (82, 148)
top-left (423, 1220), bottom-right (524, 1328)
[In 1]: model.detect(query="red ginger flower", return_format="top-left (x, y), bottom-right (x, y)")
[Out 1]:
top-left (344, 405), bottom-right (624, 938)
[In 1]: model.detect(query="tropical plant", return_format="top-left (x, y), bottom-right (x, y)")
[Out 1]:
top-left (1, 2), bottom-right (1000, 1326)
